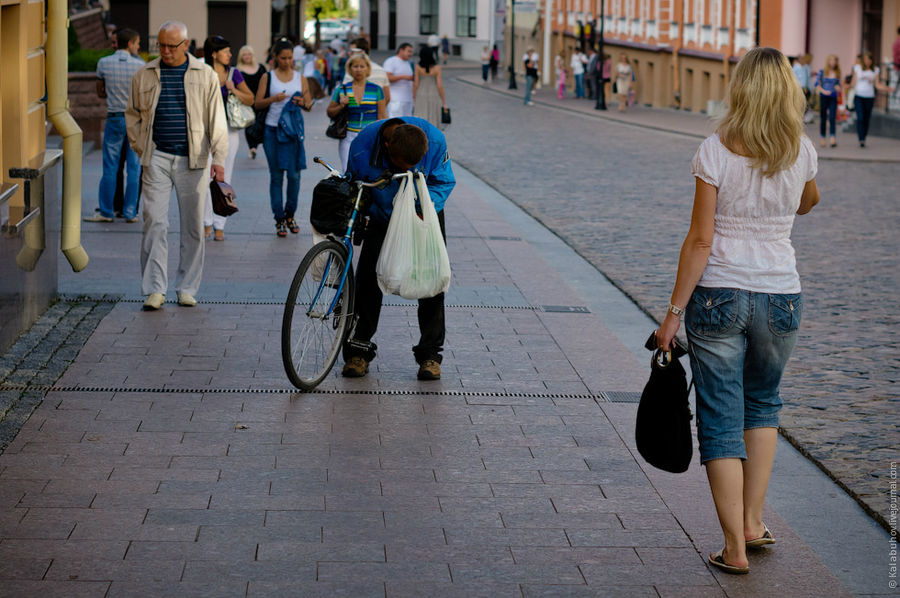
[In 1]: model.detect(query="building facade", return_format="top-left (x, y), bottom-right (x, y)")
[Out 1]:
top-left (512, 0), bottom-right (900, 113)
top-left (99, 0), bottom-right (293, 59)
top-left (359, 0), bottom-right (504, 60)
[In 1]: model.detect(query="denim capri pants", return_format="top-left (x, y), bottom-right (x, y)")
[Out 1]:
top-left (685, 287), bottom-right (801, 464)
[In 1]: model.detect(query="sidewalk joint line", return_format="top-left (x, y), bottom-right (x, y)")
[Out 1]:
top-left (0, 382), bottom-right (611, 401)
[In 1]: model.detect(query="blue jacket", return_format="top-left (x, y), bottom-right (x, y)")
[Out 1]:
top-left (275, 92), bottom-right (307, 171)
top-left (346, 117), bottom-right (455, 226)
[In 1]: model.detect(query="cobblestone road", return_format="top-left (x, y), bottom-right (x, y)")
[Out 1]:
top-left (442, 77), bottom-right (899, 528)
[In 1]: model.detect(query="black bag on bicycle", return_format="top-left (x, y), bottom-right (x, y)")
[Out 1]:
top-left (310, 176), bottom-right (354, 235)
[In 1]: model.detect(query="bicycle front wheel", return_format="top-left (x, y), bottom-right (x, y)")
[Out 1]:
top-left (282, 241), bottom-right (354, 390)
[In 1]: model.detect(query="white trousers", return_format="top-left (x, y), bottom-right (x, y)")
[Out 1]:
top-left (141, 151), bottom-right (206, 297)
top-left (204, 128), bottom-right (239, 231)
top-left (338, 130), bottom-right (359, 173)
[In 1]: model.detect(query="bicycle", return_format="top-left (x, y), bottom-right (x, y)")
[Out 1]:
top-left (281, 157), bottom-right (401, 391)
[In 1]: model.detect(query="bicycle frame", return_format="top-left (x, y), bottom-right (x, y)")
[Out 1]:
top-left (309, 157), bottom-right (406, 320)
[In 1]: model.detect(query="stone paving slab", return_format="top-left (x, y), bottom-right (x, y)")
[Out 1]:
top-left (0, 108), bottom-right (868, 596)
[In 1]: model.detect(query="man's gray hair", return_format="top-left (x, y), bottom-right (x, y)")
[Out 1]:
top-left (158, 20), bottom-right (188, 41)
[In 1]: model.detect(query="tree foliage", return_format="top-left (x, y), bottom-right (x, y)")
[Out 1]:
top-left (306, 0), bottom-right (356, 19)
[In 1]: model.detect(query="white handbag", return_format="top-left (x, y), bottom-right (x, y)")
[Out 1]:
top-left (225, 68), bottom-right (255, 129)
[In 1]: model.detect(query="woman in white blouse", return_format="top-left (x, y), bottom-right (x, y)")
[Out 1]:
top-left (850, 51), bottom-right (894, 147)
top-left (656, 47), bottom-right (820, 575)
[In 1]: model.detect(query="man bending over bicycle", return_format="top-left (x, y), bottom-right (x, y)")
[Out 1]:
top-left (341, 117), bottom-right (456, 380)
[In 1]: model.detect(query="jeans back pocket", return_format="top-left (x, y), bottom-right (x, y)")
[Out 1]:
top-left (768, 293), bottom-right (802, 336)
top-left (686, 287), bottom-right (739, 337)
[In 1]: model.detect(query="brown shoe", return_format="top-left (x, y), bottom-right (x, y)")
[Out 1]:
top-left (342, 356), bottom-right (369, 377)
top-left (417, 359), bottom-right (441, 380)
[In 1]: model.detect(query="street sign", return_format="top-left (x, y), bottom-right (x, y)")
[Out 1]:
top-left (515, 1), bottom-right (538, 12)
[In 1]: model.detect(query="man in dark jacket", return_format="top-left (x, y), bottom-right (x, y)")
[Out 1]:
top-left (341, 117), bottom-right (455, 381)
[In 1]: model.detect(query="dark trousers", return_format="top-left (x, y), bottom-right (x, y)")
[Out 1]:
top-left (819, 93), bottom-right (837, 138)
top-left (343, 210), bottom-right (447, 365)
top-left (855, 96), bottom-right (875, 142)
top-left (113, 137), bottom-right (142, 215)
top-left (593, 74), bottom-right (606, 109)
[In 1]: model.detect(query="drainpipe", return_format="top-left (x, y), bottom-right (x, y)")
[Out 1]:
top-left (672, 0), bottom-right (684, 108)
top-left (47, 0), bottom-right (89, 272)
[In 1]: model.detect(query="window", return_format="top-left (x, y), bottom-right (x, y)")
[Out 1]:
top-left (420, 0), bottom-right (438, 35)
top-left (456, 0), bottom-right (476, 37)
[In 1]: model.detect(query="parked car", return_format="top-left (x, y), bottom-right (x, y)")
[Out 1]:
top-left (303, 18), bottom-right (352, 43)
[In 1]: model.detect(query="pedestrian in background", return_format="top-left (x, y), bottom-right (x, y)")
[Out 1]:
top-left (814, 54), bottom-right (842, 148)
top-left (202, 35), bottom-right (254, 242)
top-left (441, 35), bottom-right (450, 64)
top-left (792, 53), bottom-right (813, 121)
top-left (571, 47), bottom-right (587, 98)
top-left (255, 38), bottom-right (312, 237)
top-left (555, 51), bottom-right (567, 99)
top-left (615, 53), bottom-right (633, 112)
top-left (585, 46), bottom-right (598, 99)
top-left (480, 45), bottom-right (491, 83)
top-left (328, 52), bottom-right (387, 171)
top-left (490, 45), bottom-right (500, 81)
top-left (601, 53), bottom-right (613, 105)
top-left (236, 45), bottom-right (266, 159)
top-left (87, 28), bottom-right (145, 224)
top-left (413, 44), bottom-right (448, 131)
top-left (126, 20), bottom-right (229, 310)
top-left (851, 51), bottom-right (893, 147)
top-left (656, 47), bottom-right (819, 576)
top-left (383, 43), bottom-right (415, 117)
top-left (523, 48), bottom-right (539, 106)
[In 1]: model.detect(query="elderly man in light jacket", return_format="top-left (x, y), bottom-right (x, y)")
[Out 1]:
top-left (126, 20), bottom-right (228, 310)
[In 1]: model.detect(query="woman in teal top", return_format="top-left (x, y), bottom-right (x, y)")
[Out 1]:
top-left (327, 53), bottom-right (386, 171)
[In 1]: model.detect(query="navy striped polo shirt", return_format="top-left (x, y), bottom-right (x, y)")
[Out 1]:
top-left (152, 61), bottom-right (189, 156)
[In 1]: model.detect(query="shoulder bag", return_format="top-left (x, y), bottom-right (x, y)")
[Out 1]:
top-left (245, 71), bottom-right (272, 147)
top-left (225, 68), bottom-right (256, 129)
top-left (326, 84), bottom-right (349, 139)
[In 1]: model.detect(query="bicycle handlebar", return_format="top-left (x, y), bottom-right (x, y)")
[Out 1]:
top-left (313, 156), bottom-right (412, 189)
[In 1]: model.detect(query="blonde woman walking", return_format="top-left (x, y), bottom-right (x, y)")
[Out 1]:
top-left (656, 47), bottom-right (820, 575)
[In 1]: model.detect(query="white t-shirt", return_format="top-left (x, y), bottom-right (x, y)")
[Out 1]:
top-left (853, 64), bottom-right (880, 98)
top-left (265, 71), bottom-right (304, 126)
top-left (570, 53), bottom-right (586, 75)
top-left (691, 134), bottom-right (818, 294)
top-left (382, 55), bottom-right (414, 103)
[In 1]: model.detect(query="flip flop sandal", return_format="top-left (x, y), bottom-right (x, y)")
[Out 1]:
top-left (746, 523), bottom-right (776, 548)
top-left (709, 549), bottom-right (750, 574)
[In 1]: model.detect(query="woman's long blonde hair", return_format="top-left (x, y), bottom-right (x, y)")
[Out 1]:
top-left (717, 47), bottom-right (805, 177)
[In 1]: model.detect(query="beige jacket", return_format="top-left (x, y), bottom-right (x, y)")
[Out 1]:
top-left (126, 54), bottom-right (228, 169)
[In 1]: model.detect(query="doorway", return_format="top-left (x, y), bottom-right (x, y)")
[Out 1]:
top-left (208, 1), bottom-right (247, 54)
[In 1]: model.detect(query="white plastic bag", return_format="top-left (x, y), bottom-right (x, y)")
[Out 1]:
top-left (376, 172), bottom-right (451, 299)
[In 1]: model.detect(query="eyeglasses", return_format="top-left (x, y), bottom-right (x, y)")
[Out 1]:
top-left (158, 39), bottom-right (186, 51)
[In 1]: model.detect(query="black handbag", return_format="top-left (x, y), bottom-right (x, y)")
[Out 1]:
top-left (634, 332), bottom-right (693, 474)
top-left (326, 109), bottom-right (348, 140)
top-left (441, 107), bottom-right (451, 124)
top-left (209, 180), bottom-right (238, 217)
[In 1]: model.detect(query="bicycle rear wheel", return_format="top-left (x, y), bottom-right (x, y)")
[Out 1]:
top-left (282, 240), bottom-right (355, 390)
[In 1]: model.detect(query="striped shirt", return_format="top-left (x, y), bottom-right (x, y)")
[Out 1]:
top-left (152, 61), bottom-right (189, 156)
top-left (96, 50), bottom-right (145, 113)
top-left (332, 82), bottom-right (384, 133)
